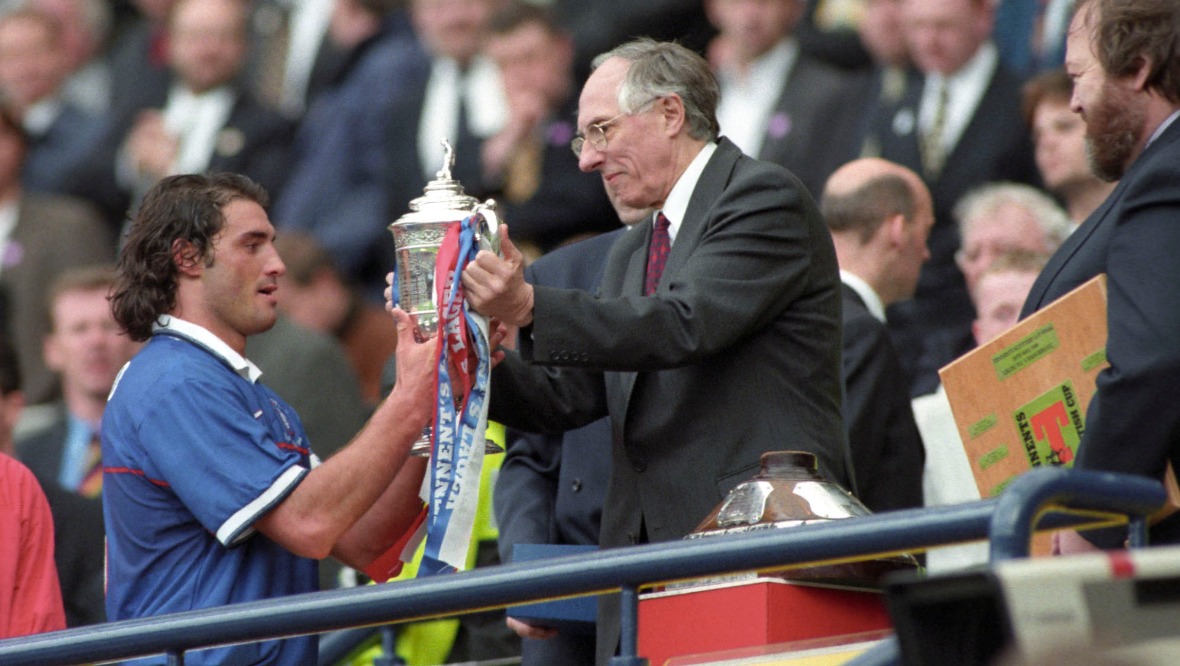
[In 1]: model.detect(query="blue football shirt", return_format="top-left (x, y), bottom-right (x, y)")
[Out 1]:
top-left (102, 317), bottom-right (319, 664)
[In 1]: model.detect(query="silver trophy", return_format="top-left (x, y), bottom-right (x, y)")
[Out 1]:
top-left (389, 140), bottom-right (502, 456)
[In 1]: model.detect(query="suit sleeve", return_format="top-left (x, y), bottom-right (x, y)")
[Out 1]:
top-left (842, 312), bottom-right (925, 512)
top-left (526, 163), bottom-right (826, 372)
top-left (493, 428), bottom-right (561, 562)
top-left (1076, 158), bottom-right (1180, 509)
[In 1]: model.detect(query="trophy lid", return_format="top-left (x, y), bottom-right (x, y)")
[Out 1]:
top-left (687, 450), bottom-right (920, 589)
top-left (408, 139), bottom-right (480, 213)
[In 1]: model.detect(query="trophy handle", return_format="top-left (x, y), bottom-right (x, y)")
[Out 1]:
top-left (473, 199), bottom-right (501, 256)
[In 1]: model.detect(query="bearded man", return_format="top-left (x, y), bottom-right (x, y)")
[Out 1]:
top-left (1019, 0), bottom-right (1180, 548)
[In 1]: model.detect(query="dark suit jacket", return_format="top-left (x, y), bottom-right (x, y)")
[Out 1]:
top-left (0, 195), bottom-right (114, 404)
top-left (488, 99), bottom-right (621, 255)
top-left (869, 56), bottom-right (1041, 396)
top-left (272, 18), bottom-right (419, 293)
top-left (487, 139), bottom-right (849, 663)
top-left (22, 103), bottom-right (107, 197)
top-left (840, 284), bottom-right (925, 513)
top-left (1019, 115), bottom-right (1180, 546)
top-left (15, 406), bottom-right (106, 627)
top-left (756, 53), bottom-right (865, 200)
top-left (495, 230), bottom-right (621, 666)
top-left (68, 83), bottom-right (295, 227)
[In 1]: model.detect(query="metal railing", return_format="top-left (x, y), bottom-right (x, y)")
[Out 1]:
top-left (0, 468), bottom-right (1165, 666)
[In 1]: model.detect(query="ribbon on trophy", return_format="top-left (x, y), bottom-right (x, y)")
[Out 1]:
top-left (417, 215), bottom-right (492, 576)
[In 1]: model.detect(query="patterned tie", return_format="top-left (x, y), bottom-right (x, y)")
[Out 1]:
top-left (644, 212), bottom-right (671, 296)
top-left (77, 430), bottom-right (103, 499)
top-left (921, 81), bottom-right (950, 178)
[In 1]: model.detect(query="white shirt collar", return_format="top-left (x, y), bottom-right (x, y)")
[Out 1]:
top-left (840, 270), bottom-right (886, 323)
top-left (1146, 109), bottom-right (1180, 149)
top-left (658, 141), bottom-right (718, 244)
top-left (920, 42), bottom-right (998, 154)
top-left (0, 199), bottom-right (19, 278)
top-left (418, 55), bottom-right (507, 179)
top-left (716, 37), bottom-right (798, 156)
top-left (163, 84), bottom-right (236, 175)
top-left (152, 314), bottom-right (263, 383)
top-left (22, 97), bottom-right (63, 137)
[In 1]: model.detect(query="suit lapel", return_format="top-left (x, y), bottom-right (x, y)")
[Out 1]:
top-left (881, 77), bottom-right (925, 172)
top-left (615, 141), bottom-right (740, 418)
top-left (1023, 118), bottom-right (1180, 314)
top-left (934, 65), bottom-right (1010, 187)
top-left (661, 139), bottom-right (740, 280)
top-left (615, 214), bottom-right (654, 422)
top-left (1024, 179), bottom-right (1123, 313)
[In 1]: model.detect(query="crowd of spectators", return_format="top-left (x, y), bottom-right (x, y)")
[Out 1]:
top-left (1, 0), bottom-right (1095, 657)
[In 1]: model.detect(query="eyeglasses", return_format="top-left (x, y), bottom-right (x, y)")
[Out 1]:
top-left (570, 97), bottom-right (661, 158)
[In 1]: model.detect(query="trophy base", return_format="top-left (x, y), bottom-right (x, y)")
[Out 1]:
top-left (409, 426), bottom-right (505, 457)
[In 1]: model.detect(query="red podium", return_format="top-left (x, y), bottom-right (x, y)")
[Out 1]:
top-left (638, 577), bottom-right (892, 666)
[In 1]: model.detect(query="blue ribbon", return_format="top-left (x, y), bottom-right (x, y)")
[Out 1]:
top-left (419, 216), bottom-right (492, 576)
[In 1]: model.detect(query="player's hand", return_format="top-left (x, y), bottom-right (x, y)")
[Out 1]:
top-left (506, 616), bottom-right (558, 641)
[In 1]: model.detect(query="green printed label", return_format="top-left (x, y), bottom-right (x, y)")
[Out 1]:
top-left (989, 476), bottom-right (1015, 498)
top-left (1012, 382), bottom-right (1083, 469)
top-left (968, 413), bottom-right (997, 439)
top-left (978, 445), bottom-right (1008, 470)
top-left (1082, 349), bottom-right (1108, 373)
top-left (992, 324), bottom-right (1059, 381)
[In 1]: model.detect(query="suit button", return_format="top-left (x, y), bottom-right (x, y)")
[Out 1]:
top-left (571, 479), bottom-right (582, 492)
top-left (549, 351), bottom-right (558, 360)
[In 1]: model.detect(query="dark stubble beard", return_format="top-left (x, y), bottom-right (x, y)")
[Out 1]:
top-left (1083, 80), bottom-right (1144, 182)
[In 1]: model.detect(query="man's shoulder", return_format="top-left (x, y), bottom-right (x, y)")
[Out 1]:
top-left (18, 192), bottom-right (105, 224)
top-left (715, 141), bottom-right (817, 210)
top-left (111, 336), bottom-right (233, 399)
top-left (525, 228), bottom-right (628, 289)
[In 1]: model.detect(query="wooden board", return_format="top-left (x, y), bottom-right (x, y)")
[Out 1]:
top-left (939, 274), bottom-right (1176, 530)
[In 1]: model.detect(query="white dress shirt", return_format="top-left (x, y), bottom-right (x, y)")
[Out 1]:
top-left (657, 141), bottom-right (718, 245)
top-left (918, 42), bottom-right (999, 158)
top-left (715, 38), bottom-right (799, 157)
top-left (163, 84), bottom-right (237, 176)
top-left (418, 55), bottom-right (506, 179)
top-left (840, 270), bottom-right (886, 323)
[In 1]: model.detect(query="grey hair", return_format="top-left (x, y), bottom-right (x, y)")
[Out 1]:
top-left (955, 182), bottom-right (1072, 251)
top-left (590, 38), bottom-right (720, 142)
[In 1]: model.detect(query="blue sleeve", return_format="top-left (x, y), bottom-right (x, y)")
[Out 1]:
top-left (138, 377), bottom-right (308, 546)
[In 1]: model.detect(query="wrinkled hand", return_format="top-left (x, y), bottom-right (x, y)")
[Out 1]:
top-left (506, 616), bottom-right (558, 641)
top-left (461, 225), bottom-right (535, 328)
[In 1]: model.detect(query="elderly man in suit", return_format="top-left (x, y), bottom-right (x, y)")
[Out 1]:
top-left (866, 0), bottom-right (1041, 397)
top-left (462, 38), bottom-right (850, 664)
top-left (705, 0), bottom-right (864, 199)
top-left (1020, 0), bottom-right (1180, 549)
top-left (820, 158), bottom-right (932, 513)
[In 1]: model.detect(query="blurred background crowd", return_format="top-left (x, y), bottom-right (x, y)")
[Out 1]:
top-left (0, 0), bottom-right (1097, 660)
